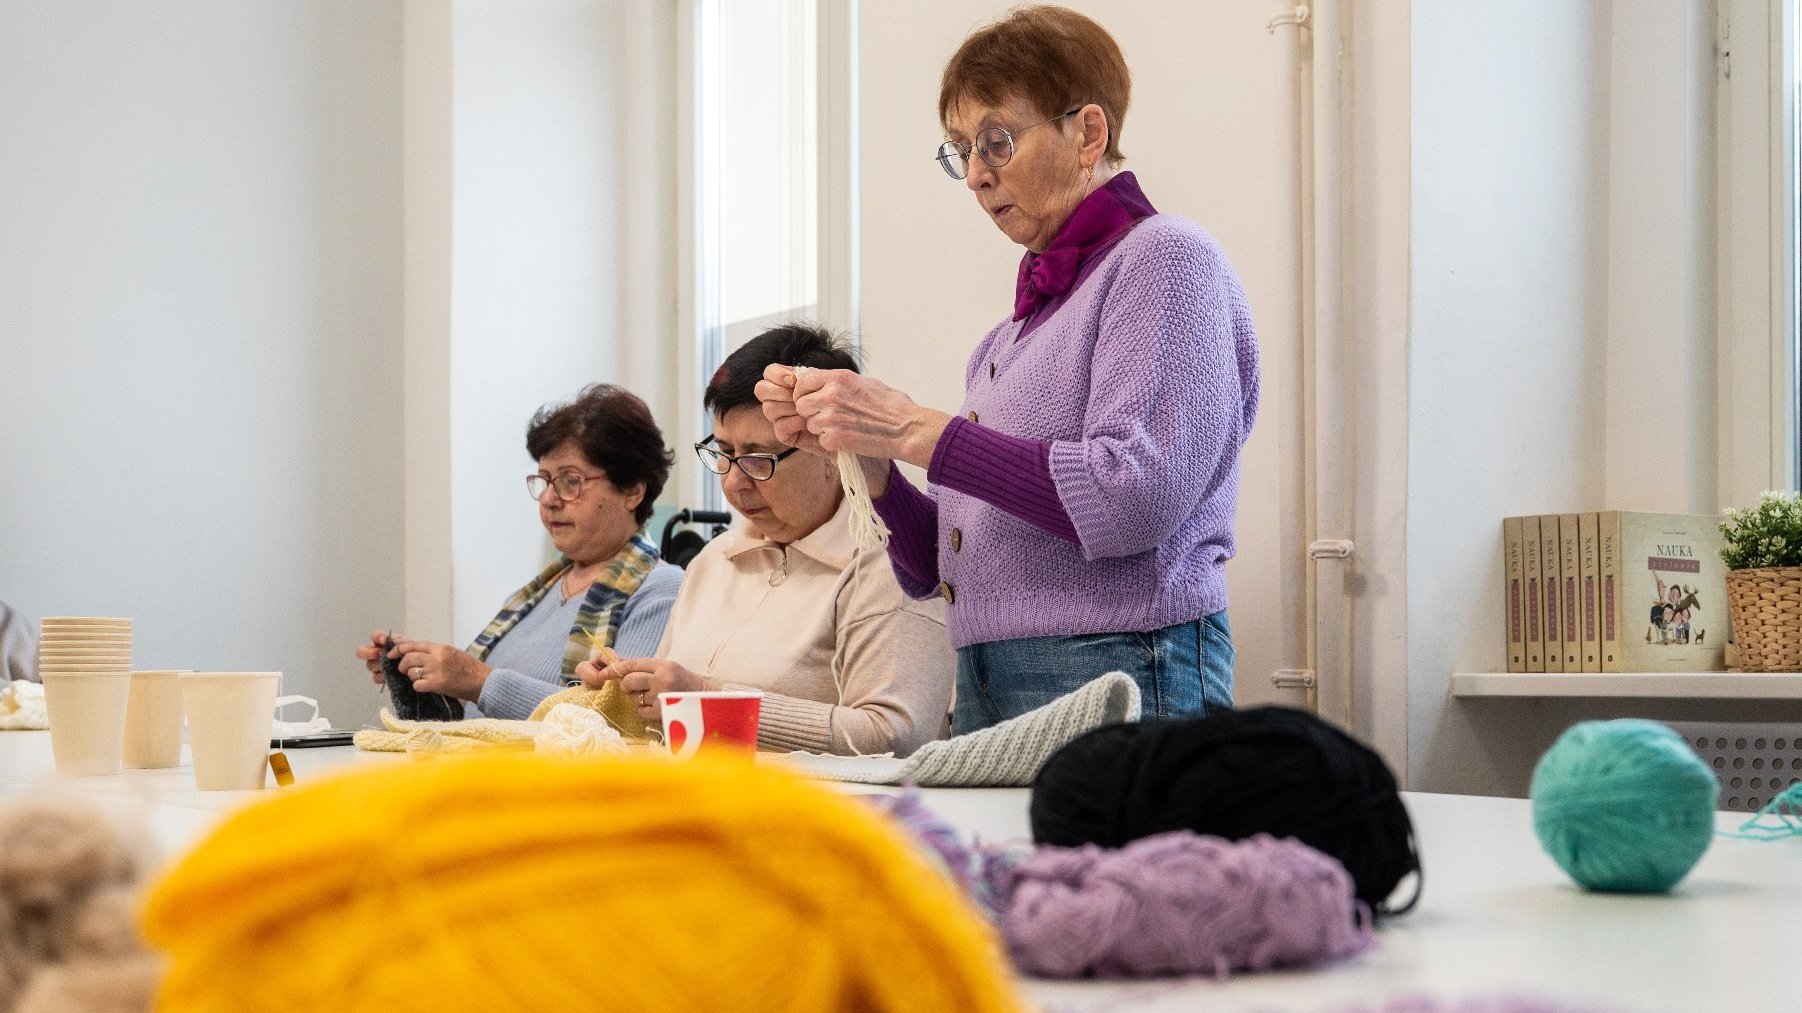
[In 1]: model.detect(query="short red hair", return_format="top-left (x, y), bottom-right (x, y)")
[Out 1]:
top-left (938, 5), bottom-right (1132, 166)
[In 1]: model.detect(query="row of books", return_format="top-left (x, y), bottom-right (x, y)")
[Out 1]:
top-left (1503, 511), bottom-right (1727, 673)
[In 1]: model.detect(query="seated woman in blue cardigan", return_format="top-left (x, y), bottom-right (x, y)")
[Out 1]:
top-left (353, 384), bottom-right (684, 718)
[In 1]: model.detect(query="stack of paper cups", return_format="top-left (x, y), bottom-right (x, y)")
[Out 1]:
top-left (38, 617), bottom-right (133, 776)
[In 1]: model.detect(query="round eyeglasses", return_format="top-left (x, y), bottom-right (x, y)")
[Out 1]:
top-left (695, 436), bottom-right (798, 482)
top-left (935, 108), bottom-right (1082, 180)
top-left (526, 471), bottom-right (608, 502)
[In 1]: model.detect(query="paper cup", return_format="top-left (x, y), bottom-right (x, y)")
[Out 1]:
top-left (181, 672), bottom-right (280, 790)
top-left (658, 691), bottom-right (763, 759)
top-left (123, 670), bottom-right (187, 769)
top-left (41, 672), bottom-right (133, 776)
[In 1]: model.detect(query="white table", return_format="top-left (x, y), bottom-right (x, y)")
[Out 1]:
top-left (2, 730), bottom-right (1794, 1012)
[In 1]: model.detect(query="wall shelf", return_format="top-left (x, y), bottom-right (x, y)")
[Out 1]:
top-left (1451, 671), bottom-right (1802, 700)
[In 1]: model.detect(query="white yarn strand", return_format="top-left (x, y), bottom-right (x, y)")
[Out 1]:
top-left (791, 363), bottom-right (891, 730)
top-left (792, 365), bottom-right (889, 551)
top-left (837, 450), bottom-right (890, 550)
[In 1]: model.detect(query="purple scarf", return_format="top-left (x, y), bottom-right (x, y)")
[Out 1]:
top-left (1013, 171), bottom-right (1159, 322)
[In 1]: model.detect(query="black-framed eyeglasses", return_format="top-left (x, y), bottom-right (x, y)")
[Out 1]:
top-left (695, 435), bottom-right (798, 482)
top-left (935, 108), bottom-right (1082, 180)
top-left (526, 470), bottom-right (608, 502)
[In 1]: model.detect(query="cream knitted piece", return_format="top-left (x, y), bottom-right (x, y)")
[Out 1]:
top-left (769, 671), bottom-right (1140, 787)
top-left (534, 704), bottom-right (629, 758)
top-left (355, 678), bottom-right (668, 754)
top-left (0, 681), bottom-right (47, 731)
top-left (352, 710), bottom-right (541, 754)
top-left (529, 684), bottom-right (655, 741)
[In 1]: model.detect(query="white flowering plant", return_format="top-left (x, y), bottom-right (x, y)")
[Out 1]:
top-left (1719, 491), bottom-right (1802, 570)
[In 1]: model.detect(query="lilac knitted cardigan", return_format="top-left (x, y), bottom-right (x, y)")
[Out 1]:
top-left (873, 215), bottom-right (1260, 649)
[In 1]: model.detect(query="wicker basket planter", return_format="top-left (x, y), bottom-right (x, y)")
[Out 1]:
top-left (1724, 567), bottom-right (1802, 672)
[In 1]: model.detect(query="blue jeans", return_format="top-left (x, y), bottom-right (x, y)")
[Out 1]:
top-left (952, 611), bottom-right (1234, 735)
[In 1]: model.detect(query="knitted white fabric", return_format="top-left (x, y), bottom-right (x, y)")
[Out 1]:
top-left (770, 672), bottom-right (1140, 787)
top-left (0, 681), bottom-right (47, 731)
top-left (352, 710), bottom-right (542, 754)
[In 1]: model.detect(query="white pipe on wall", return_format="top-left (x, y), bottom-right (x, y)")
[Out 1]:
top-left (1272, 0), bottom-right (1356, 728)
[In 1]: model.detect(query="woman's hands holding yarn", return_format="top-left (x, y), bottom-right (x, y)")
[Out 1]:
top-left (390, 639), bottom-right (492, 702)
top-left (576, 656), bottom-right (710, 720)
top-left (756, 366), bottom-right (951, 487)
top-left (356, 630), bottom-right (396, 684)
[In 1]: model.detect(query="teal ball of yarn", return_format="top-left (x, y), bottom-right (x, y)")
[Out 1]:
top-left (1530, 719), bottom-right (1718, 893)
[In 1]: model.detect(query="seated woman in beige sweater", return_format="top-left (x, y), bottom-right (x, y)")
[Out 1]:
top-left (576, 325), bottom-right (955, 757)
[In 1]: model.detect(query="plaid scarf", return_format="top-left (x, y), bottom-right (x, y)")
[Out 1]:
top-left (467, 534), bottom-right (662, 680)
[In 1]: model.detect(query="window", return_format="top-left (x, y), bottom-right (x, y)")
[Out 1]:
top-left (1793, 5), bottom-right (1802, 484)
top-left (693, 0), bottom-right (855, 510)
top-left (1717, 0), bottom-right (1799, 503)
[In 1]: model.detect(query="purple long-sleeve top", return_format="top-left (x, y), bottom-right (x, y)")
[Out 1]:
top-left (873, 176), bottom-right (1261, 649)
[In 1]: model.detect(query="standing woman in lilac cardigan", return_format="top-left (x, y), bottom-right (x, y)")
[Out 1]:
top-left (757, 5), bottom-right (1260, 734)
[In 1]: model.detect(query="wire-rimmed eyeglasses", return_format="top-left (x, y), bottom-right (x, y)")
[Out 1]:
top-left (695, 436), bottom-right (798, 482)
top-left (935, 108), bottom-right (1082, 180)
top-left (526, 471), bottom-right (608, 502)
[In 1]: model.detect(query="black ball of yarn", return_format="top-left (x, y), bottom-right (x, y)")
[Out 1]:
top-left (1030, 706), bottom-right (1420, 915)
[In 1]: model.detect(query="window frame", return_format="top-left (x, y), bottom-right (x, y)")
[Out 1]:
top-left (683, 0), bottom-right (858, 512)
top-left (1717, 0), bottom-right (1800, 504)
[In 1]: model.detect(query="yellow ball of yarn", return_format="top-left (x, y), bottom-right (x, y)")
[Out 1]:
top-left (140, 753), bottom-right (1027, 1013)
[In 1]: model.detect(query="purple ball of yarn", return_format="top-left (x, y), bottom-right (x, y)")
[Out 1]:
top-left (861, 789), bottom-right (1032, 919)
top-left (860, 790), bottom-right (973, 880)
top-left (999, 830), bottom-right (1371, 979)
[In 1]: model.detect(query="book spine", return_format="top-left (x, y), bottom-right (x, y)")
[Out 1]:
top-left (1599, 511), bottom-right (1621, 672)
top-left (1579, 512), bottom-right (1600, 672)
top-left (1539, 515), bottom-right (1564, 673)
top-left (1559, 513), bottom-right (1581, 670)
top-left (1504, 517), bottom-right (1525, 672)
top-left (1524, 515), bottom-right (1545, 672)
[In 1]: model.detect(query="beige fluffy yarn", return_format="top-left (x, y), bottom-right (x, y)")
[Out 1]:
top-left (0, 797), bottom-right (159, 1013)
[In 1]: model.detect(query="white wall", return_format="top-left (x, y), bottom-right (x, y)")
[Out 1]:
top-left (1603, 1), bottom-right (1720, 513)
top-left (403, 0), bottom-right (457, 654)
top-left (1406, 1), bottom-right (1612, 793)
top-left (0, 1), bottom-right (404, 727)
top-left (612, 3), bottom-right (684, 493)
top-left (1344, 0), bottom-right (1415, 778)
top-left (401, 1), bottom-right (684, 647)
top-left (858, 0), bottom-right (1315, 716)
top-left (444, 0), bottom-right (628, 641)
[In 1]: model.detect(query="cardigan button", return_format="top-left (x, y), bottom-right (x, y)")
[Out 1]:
top-left (967, 411), bottom-right (978, 423)
top-left (950, 528), bottom-right (963, 552)
top-left (938, 580), bottom-right (956, 605)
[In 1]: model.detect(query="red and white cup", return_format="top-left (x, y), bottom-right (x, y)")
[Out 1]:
top-left (658, 691), bottom-right (763, 759)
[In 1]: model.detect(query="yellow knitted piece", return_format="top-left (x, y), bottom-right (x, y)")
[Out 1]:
top-left (350, 710), bottom-right (539, 754)
top-left (140, 752), bottom-right (1028, 1013)
top-left (527, 683), bottom-right (654, 742)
